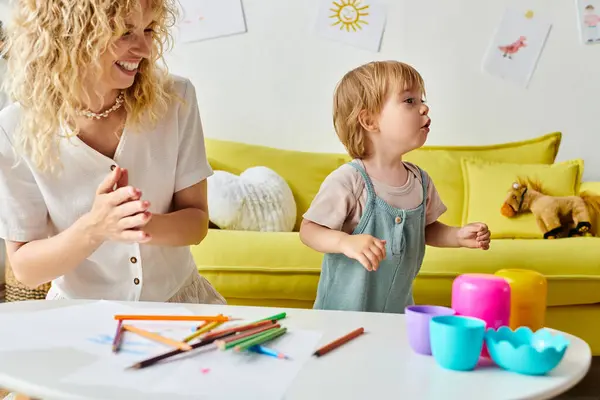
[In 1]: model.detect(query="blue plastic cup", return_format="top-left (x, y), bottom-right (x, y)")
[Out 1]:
top-left (429, 315), bottom-right (486, 371)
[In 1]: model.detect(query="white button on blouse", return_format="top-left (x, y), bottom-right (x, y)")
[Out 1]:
top-left (0, 75), bottom-right (213, 301)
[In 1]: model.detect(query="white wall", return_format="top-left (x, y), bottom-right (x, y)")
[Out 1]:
top-left (0, 0), bottom-right (598, 182)
top-left (164, 0), bottom-right (600, 181)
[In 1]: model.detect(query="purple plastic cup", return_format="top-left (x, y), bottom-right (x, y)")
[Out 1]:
top-left (406, 305), bottom-right (456, 355)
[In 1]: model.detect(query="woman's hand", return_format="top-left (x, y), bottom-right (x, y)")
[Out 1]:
top-left (82, 167), bottom-right (152, 245)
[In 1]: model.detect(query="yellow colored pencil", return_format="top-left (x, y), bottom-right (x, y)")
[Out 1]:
top-left (123, 324), bottom-right (193, 351)
top-left (183, 320), bottom-right (224, 343)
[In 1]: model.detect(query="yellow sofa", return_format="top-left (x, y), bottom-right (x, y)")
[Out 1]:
top-left (191, 132), bottom-right (600, 355)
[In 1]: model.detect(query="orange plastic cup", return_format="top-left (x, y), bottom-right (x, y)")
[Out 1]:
top-left (495, 269), bottom-right (547, 331)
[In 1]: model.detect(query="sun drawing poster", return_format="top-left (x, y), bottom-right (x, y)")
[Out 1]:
top-left (482, 8), bottom-right (552, 88)
top-left (176, 0), bottom-right (247, 44)
top-left (313, 0), bottom-right (387, 52)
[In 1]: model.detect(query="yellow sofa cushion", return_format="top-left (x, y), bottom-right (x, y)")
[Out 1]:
top-left (193, 229), bottom-right (321, 305)
top-left (193, 229), bottom-right (600, 308)
top-left (415, 237), bottom-right (600, 307)
top-left (461, 158), bottom-right (584, 239)
top-left (403, 132), bottom-right (562, 226)
top-left (205, 139), bottom-right (349, 231)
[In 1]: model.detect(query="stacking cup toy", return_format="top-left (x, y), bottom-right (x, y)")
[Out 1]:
top-left (429, 315), bottom-right (486, 371)
top-left (405, 305), bottom-right (456, 355)
top-left (495, 269), bottom-right (547, 331)
top-left (451, 273), bottom-right (511, 357)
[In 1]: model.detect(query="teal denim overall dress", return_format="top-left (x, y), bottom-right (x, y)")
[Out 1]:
top-left (313, 161), bottom-right (428, 313)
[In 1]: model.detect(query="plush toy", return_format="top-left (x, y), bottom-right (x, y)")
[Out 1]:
top-left (500, 178), bottom-right (600, 239)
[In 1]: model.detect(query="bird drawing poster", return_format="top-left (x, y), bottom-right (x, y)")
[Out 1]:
top-left (482, 8), bottom-right (552, 88)
top-left (313, 0), bottom-right (387, 52)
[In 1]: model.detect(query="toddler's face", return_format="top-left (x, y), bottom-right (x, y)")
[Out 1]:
top-left (375, 87), bottom-right (430, 153)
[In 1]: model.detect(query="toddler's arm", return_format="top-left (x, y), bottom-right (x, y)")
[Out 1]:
top-left (421, 170), bottom-right (489, 250)
top-left (299, 220), bottom-right (348, 254)
top-left (299, 165), bottom-right (386, 271)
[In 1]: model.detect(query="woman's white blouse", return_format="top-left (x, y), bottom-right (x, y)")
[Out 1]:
top-left (0, 75), bottom-right (214, 301)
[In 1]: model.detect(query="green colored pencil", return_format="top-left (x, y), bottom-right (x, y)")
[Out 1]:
top-left (234, 327), bottom-right (288, 352)
top-left (253, 312), bottom-right (286, 323)
top-left (222, 326), bottom-right (279, 350)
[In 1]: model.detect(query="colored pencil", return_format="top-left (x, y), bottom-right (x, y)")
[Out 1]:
top-left (123, 325), bottom-right (193, 351)
top-left (114, 314), bottom-right (234, 322)
top-left (183, 320), bottom-right (224, 343)
top-left (194, 321), bottom-right (210, 331)
top-left (312, 327), bottom-right (365, 357)
top-left (254, 312), bottom-right (286, 323)
top-left (112, 320), bottom-right (124, 353)
top-left (127, 318), bottom-right (282, 370)
top-left (249, 345), bottom-right (291, 360)
top-left (216, 323), bottom-right (281, 350)
top-left (201, 318), bottom-right (281, 342)
top-left (234, 327), bottom-right (288, 352)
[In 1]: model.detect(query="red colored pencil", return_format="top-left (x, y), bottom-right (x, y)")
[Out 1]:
top-left (313, 327), bottom-right (365, 357)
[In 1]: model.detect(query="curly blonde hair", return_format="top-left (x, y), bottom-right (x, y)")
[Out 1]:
top-left (332, 60), bottom-right (426, 159)
top-left (3, 0), bottom-right (178, 173)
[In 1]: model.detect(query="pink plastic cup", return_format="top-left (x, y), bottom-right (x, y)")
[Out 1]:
top-left (451, 273), bottom-right (511, 357)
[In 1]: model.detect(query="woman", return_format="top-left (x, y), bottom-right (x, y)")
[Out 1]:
top-left (0, 0), bottom-right (226, 304)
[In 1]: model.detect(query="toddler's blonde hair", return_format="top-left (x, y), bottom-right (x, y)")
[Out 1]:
top-left (3, 0), bottom-right (178, 173)
top-left (332, 60), bottom-right (426, 159)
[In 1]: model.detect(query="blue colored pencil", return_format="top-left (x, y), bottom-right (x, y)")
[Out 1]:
top-left (249, 344), bottom-right (290, 360)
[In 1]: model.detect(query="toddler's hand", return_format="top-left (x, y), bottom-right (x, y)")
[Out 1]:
top-left (457, 222), bottom-right (490, 250)
top-left (339, 234), bottom-right (387, 271)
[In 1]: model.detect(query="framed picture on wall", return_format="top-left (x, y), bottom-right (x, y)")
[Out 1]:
top-left (575, 0), bottom-right (600, 45)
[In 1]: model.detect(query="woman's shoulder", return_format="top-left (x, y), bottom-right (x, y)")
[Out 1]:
top-left (168, 74), bottom-right (196, 99)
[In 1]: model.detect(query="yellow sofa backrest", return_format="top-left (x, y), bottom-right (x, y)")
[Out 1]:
top-left (403, 132), bottom-right (562, 225)
top-left (205, 132), bottom-right (561, 230)
top-left (205, 139), bottom-right (350, 231)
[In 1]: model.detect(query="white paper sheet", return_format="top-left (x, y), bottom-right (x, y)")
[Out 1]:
top-left (313, 0), bottom-right (387, 52)
top-left (0, 300), bottom-right (123, 352)
top-left (482, 8), bottom-right (552, 88)
top-left (0, 300), bottom-right (196, 354)
top-left (176, 0), bottom-right (247, 44)
top-left (61, 328), bottom-right (323, 399)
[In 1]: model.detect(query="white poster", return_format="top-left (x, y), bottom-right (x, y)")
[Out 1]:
top-left (482, 9), bottom-right (552, 88)
top-left (575, 0), bottom-right (600, 45)
top-left (177, 0), bottom-right (247, 44)
top-left (313, 0), bottom-right (387, 52)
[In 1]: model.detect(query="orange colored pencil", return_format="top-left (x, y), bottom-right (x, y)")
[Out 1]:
top-left (114, 314), bottom-right (234, 323)
top-left (313, 327), bottom-right (365, 357)
top-left (123, 325), bottom-right (193, 351)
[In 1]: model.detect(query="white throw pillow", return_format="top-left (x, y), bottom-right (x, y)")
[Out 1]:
top-left (207, 166), bottom-right (297, 232)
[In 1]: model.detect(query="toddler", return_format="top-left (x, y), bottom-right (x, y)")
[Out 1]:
top-left (299, 60), bottom-right (490, 313)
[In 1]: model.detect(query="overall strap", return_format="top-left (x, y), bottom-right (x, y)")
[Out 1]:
top-left (347, 161), bottom-right (376, 197)
top-left (419, 167), bottom-right (429, 205)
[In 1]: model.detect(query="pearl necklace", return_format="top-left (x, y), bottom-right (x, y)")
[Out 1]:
top-left (77, 91), bottom-right (125, 120)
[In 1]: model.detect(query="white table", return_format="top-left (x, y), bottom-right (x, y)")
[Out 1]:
top-left (0, 300), bottom-right (592, 400)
